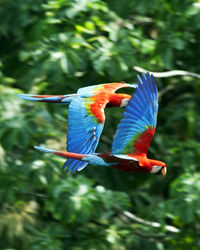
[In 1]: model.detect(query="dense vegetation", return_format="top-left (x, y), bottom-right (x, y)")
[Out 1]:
top-left (1, 0), bottom-right (200, 249)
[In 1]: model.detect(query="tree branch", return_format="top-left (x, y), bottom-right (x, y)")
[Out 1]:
top-left (122, 210), bottom-right (180, 233)
top-left (133, 66), bottom-right (200, 79)
top-left (16, 191), bottom-right (47, 198)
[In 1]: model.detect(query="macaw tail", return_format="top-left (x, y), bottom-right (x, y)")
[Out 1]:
top-left (18, 94), bottom-right (77, 103)
top-left (34, 146), bottom-right (86, 160)
top-left (34, 146), bottom-right (109, 173)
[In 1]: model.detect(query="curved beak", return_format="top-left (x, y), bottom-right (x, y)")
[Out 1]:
top-left (161, 167), bottom-right (167, 177)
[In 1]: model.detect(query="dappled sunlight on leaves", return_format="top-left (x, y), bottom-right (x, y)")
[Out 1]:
top-left (0, 201), bottom-right (38, 241)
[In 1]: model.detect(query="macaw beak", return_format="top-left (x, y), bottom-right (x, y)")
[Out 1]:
top-left (161, 167), bottom-right (167, 177)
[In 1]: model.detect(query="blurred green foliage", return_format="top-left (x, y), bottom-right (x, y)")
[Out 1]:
top-left (0, 0), bottom-right (200, 249)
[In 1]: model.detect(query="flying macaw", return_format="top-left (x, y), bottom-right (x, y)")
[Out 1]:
top-left (34, 73), bottom-right (167, 176)
top-left (18, 82), bottom-right (137, 172)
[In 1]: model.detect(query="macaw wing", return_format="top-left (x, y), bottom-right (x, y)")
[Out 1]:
top-left (111, 73), bottom-right (158, 155)
top-left (77, 82), bottom-right (137, 96)
top-left (77, 84), bottom-right (105, 96)
top-left (63, 95), bottom-right (108, 173)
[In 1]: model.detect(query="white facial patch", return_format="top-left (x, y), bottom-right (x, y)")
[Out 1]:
top-left (150, 165), bottom-right (162, 174)
top-left (120, 98), bottom-right (129, 107)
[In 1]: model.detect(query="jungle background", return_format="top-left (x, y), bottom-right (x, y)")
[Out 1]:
top-left (0, 0), bottom-right (200, 249)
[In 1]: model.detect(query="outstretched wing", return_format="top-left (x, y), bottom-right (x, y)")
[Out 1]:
top-left (63, 95), bottom-right (107, 173)
top-left (77, 82), bottom-right (137, 96)
top-left (111, 73), bottom-right (158, 156)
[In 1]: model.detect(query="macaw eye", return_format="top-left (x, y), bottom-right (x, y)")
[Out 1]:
top-left (151, 165), bottom-right (162, 174)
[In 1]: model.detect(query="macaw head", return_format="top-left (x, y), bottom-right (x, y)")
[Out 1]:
top-left (150, 161), bottom-right (167, 177)
top-left (108, 93), bottom-right (132, 108)
top-left (119, 83), bottom-right (138, 107)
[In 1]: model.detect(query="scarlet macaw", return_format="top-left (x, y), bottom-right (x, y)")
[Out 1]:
top-left (18, 82), bottom-right (137, 173)
top-left (34, 73), bottom-right (167, 176)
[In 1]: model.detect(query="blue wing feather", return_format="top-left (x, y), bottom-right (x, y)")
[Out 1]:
top-left (111, 72), bottom-right (158, 155)
top-left (63, 97), bottom-right (104, 173)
